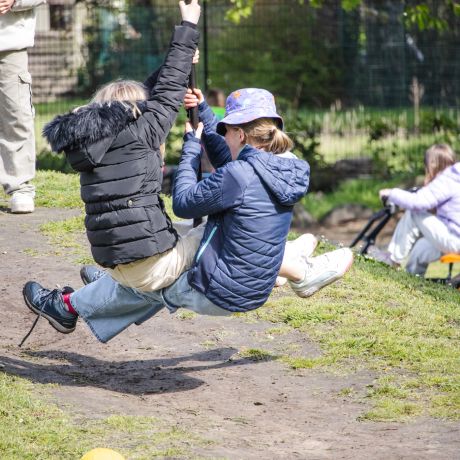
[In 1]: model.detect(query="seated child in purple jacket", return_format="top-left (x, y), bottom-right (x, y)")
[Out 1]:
top-left (379, 144), bottom-right (460, 275)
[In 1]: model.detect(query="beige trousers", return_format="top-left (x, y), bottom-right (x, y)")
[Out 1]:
top-left (0, 49), bottom-right (35, 196)
top-left (108, 223), bottom-right (206, 292)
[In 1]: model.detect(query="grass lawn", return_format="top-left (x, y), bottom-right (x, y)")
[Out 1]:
top-left (252, 249), bottom-right (460, 421)
top-left (0, 374), bottom-right (208, 459)
top-left (1, 170), bottom-right (459, 456)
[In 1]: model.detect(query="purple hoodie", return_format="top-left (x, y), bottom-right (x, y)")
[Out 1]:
top-left (389, 162), bottom-right (460, 237)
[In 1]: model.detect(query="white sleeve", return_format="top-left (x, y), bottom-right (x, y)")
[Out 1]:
top-left (12, 0), bottom-right (46, 11)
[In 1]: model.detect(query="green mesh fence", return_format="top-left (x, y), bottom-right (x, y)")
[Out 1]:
top-left (32, 0), bottom-right (460, 174)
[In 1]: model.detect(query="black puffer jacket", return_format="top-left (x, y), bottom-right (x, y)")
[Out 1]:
top-left (43, 24), bottom-right (199, 267)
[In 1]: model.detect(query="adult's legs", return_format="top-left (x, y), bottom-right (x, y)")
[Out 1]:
top-left (71, 270), bottom-right (230, 343)
top-left (0, 50), bottom-right (35, 211)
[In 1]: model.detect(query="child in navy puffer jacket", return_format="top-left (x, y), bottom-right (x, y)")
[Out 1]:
top-left (176, 87), bottom-right (354, 312)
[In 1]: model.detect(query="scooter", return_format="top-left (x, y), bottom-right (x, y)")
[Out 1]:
top-left (349, 200), bottom-right (398, 255)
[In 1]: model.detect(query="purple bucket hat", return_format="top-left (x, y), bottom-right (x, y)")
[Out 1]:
top-left (216, 88), bottom-right (284, 136)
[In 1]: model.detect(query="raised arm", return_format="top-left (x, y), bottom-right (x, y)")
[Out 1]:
top-left (200, 101), bottom-right (232, 168)
top-left (184, 88), bottom-right (232, 167)
top-left (386, 171), bottom-right (453, 211)
top-left (143, 68), bottom-right (161, 95)
top-left (144, 47), bottom-right (199, 95)
top-left (137, 1), bottom-right (201, 148)
top-left (173, 124), bottom-right (244, 219)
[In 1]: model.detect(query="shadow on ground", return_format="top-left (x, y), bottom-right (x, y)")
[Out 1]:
top-left (0, 347), bottom-right (272, 395)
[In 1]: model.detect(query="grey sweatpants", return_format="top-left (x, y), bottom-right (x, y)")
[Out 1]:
top-left (0, 49), bottom-right (35, 196)
top-left (388, 210), bottom-right (460, 275)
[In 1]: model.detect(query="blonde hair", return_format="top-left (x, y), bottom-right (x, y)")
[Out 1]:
top-left (90, 80), bottom-right (148, 117)
top-left (235, 118), bottom-right (293, 155)
top-left (424, 144), bottom-right (456, 184)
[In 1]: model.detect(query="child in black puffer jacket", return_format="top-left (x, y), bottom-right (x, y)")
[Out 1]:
top-left (19, 1), bottom-right (204, 346)
top-left (43, 1), bottom-right (201, 271)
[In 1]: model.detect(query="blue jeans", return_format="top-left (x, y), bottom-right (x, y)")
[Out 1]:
top-left (70, 271), bottom-right (231, 343)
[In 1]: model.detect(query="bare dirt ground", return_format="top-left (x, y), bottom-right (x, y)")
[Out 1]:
top-left (1, 207), bottom-right (459, 459)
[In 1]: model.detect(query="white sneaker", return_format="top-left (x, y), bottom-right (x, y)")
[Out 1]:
top-left (10, 193), bottom-right (35, 214)
top-left (274, 276), bottom-right (288, 287)
top-left (285, 233), bottom-right (318, 262)
top-left (275, 234), bottom-right (318, 287)
top-left (289, 247), bottom-right (354, 298)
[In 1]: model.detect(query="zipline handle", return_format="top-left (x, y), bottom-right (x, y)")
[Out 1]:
top-left (188, 65), bottom-right (199, 130)
top-left (188, 64), bottom-right (202, 228)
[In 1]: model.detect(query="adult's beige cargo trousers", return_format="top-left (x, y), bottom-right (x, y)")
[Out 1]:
top-left (0, 49), bottom-right (35, 196)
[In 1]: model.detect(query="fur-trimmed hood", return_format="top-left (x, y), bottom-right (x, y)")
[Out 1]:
top-left (43, 100), bottom-right (148, 152)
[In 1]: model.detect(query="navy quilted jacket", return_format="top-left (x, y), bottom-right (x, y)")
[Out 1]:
top-left (173, 103), bottom-right (310, 312)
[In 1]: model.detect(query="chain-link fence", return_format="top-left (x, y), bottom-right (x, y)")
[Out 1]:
top-left (32, 0), bottom-right (460, 176)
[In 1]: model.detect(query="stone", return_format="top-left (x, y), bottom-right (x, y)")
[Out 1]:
top-left (320, 204), bottom-right (373, 227)
top-left (291, 202), bottom-right (317, 228)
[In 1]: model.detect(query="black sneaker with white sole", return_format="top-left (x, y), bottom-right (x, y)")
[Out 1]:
top-left (80, 265), bottom-right (106, 285)
top-left (22, 282), bottom-right (77, 335)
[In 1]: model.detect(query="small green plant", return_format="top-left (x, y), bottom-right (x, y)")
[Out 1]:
top-left (239, 348), bottom-right (277, 361)
top-left (365, 118), bottom-right (397, 141)
top-left (37, 149), bottom-right (74, 173)
top-left (265, 326), bottom-right (290, 336)
top-left (338, 387), bottom-right (354, 397)
top-left (283, 356), bottom-right (321, 369)
top-left (420, 110), bottom-right (459, 135)
top-left (176, 310), bottom-right (196, 320)
top-left (201, 339), bottom-right (218, 349)
top-left (22, 248), bottom-right (40, 257)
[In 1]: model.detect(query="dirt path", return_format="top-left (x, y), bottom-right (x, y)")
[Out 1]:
top-left (0, 207), bottom-right (458, 459)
